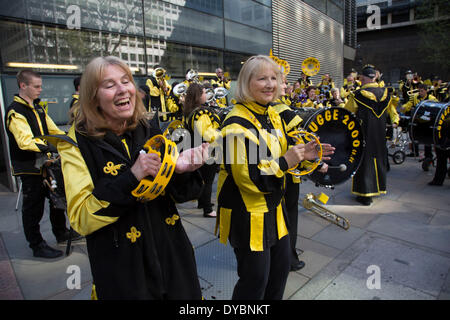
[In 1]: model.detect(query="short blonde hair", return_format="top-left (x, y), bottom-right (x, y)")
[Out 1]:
top-left (75, 56), bottom-right (148, 137)
top-left (235, 55), bottom-right (282, 104)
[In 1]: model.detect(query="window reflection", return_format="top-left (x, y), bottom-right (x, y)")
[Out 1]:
top-left (224, 0), bottom-right (272, 32)
top-left (225, 21), bottom-right (271, 54)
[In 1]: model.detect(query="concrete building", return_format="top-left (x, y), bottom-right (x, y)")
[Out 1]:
top-left (355, 0), bottom-right (450, 86)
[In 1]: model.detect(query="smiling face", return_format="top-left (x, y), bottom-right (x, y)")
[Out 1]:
top-left (249, 65), bottom-right (278, 105)
top-left (96, 64), bottom-right (136, 132)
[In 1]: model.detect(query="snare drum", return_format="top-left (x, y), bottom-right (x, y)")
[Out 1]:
top-left (410, 101), bottom-right (450, 150)
top-left (293, 107), bottom-right (365, 186)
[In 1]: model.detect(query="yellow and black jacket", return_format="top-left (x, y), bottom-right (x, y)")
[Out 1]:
top-left (216, 101), bottom-right (292, 252)
top-left (345, 82), bottom-right (399, 196)
top-left (69, 93), bottom-right (79, 110)
top-left (340, 82), bottom-right (360, 101)
top-left (211, 76), bottom-right (231, 106)
top-left (5, 95), bottom-right (64, 175)
top-left (185, 106), bottom-right (221, 147)
top-left (146, 76), bottom-right (172, 121)
top-left (401, 93), bottom-right (438, 113)
top-left (301, 98), bottom-right (324, 109)
top-left (55, 120), bottom-right (203, 300)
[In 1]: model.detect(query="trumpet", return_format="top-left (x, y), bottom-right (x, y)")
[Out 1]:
top-left (302, 193), bottom-right (350, 230)
top-left (153, 67), bottom-right (166, 79)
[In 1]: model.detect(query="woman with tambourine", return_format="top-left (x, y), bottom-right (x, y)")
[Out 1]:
top-left (216, 55), bottom-right (334, 300)
top-left (184, 82), bottom-right (222, 218)
top-left (54, 56), bottom-right (209, 299)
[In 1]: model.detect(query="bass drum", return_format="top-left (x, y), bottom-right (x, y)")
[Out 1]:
top-left (294, 107), bottom-right (365, 187)
top-left (410, 101), bottom-right (450, 150)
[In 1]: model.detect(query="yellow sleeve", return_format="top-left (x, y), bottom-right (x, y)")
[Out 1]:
top-left (58, 138), bottom-right (118, 236)
top-left (45, 113), bottom-right (65, 135)
top-left (344, 93), bottom-right (358, 114)
top-left (223, 80), bottom-right (231, 90)
top-left (400, 100), bottom-right (414, 113)
top-left (340, 87), bottom-right (349, 99)
top-left (146, 79), bottom-right (160, 97)
top-left (6, 110), bottom-right (47, 152)
top-left (387, 97), bottom-right (400, 125)
top-left (195, 114), bottom-right (221, 143)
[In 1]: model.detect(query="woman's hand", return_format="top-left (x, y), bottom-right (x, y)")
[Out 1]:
top-left (175, 143), bottom-right (210, 173)
top-left (283, 144), bottom-right (306, 169)
top-left (304, 139), bottom-right (335, 161)
top-left (131, 152), bottom-right (162, 181)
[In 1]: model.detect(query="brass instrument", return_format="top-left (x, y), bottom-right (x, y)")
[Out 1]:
top-left (301, 57), bottom-right (320, 77)
top-left (214, 87), bottom-right (228, 100)
top-left (407, 88), bottom-right (419, 95)
top-left (172, 82), bottom-right (188, 98)
top-left (205, 88), bottom-right (215, 103)
top-left (186, 69), bottom-right (199, 82)
top-left (302, 192), bottom-right (350, 230)
top-left (153, 67), bottom-right (166, 79)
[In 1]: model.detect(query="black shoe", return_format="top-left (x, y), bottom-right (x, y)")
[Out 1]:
top-left (33, 241), bottom-right (63, 259)
top-left (428, 180), bottom-right (443, 186)
top-left (356, 196), bottom-right (372, 206)
top-left (56, 230), bottom-right (84, 244)
top-left (290, 260), bottom-right (305, 271)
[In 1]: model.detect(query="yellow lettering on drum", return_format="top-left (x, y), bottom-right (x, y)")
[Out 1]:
top-left (351, 129), bottom-right (359, 138)
top-left (342, 114), bottom-right (349, 125)
top-left (353, 140), bottom-right (360, 147)
top-left (333, 108), bottom-right (339, 120)
top-left (317, 115), bottom-right (324, 125)
top-left (348, 121), bottom-right (355, 130)
top-left (309, 122), bottom-right (318, 132)
top-left (325, 110), bottom-right (331, 121)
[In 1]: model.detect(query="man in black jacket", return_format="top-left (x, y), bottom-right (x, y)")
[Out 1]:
top-left (5, 70), bottom-right (77, 258)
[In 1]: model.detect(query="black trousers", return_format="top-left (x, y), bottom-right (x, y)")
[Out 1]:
top-left (432, 148), bottom-right (450, 184)
top-left (232, 235), bottom-right (290, 300)
top-left (20, 174), bottom-right (67, 249)
top-left (198, 164), bottom-right (217, 214)
top-left (284, 178), bottom-right (301, 266)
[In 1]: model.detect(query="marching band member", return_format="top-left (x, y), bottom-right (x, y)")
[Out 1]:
top-left (399, 70), bottom-right (422, 102)
top-left (401, 83), bottom-right (438, 159)
top-left (216, 55), bottom-right (334, 300)
top-left (298, 71), bottom-right (313, 90)
top-left (273, 74), bottom-right (332, 272)
top-left (57, 56), bottom-right (209, 299)
top-left (317, 73), bottom-right (335, 101)
top-left (5, 70), bottom-right (78, 258)
top-left (184, 83), bottom-right (221, 218)
top-left (301, 86), bottom-right (324, 108)
top-left (344, 64), bottom-right (399, 206)
top-left (211, 67), bottom-right (231, 107)
top-left (165, 81), bottom-right (184, 121)
top-left (145, 66), bottom-right (172, 122)
top-left (327, 88), bottom-right (345, 107)
top-left (340, 75), bottom-right (359, 102)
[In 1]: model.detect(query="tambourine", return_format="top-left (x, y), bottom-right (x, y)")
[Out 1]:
top-left (287, 130), bottom-right (323, 176)
top-left (131, 135), bottom-right (179, 202)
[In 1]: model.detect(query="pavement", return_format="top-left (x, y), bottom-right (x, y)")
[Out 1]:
top-left (0, 154), bottom-right (449, 300)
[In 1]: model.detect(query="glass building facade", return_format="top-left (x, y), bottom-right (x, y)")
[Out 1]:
top-left (0, 0), bottom-right (347, 190)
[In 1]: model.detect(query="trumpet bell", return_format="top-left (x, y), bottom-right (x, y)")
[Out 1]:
top-left (153, 67), bottom-right (166, 79)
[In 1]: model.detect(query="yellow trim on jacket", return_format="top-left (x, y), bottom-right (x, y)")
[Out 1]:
top-left (58, 126), bottom-right (118, 236)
